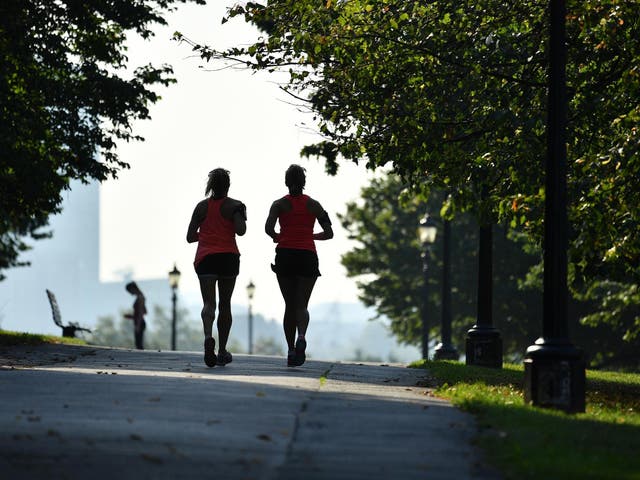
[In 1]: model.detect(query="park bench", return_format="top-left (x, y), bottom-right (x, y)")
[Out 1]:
top-left (45, 289), bottom-right (92, 338)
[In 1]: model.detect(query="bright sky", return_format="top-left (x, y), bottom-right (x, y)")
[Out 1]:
top-left (99, 2), bottom-right (374, 321)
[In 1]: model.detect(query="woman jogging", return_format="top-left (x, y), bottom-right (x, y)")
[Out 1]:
top-left (265, 164), bottom-right (333, 366)
top-left (187, 168), bottom-right (246, 367)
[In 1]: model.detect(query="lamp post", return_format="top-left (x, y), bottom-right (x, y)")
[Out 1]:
top-left (465, 222), bottom-right (503, 368)
top-left (433, 219), bottom-right (459, 361)
top-left (417, 215), bottom-right (437, 360)
top-left (246, 280), bottom-right (255, 355)
top-left (524, 0), bottom-right (585, 413)
top-left (168, 263), bottom-right (181, 351)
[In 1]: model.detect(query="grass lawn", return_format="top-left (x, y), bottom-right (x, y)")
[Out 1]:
top-left (0, 329), bottom-right (86, 346)
top-left (413, 360), bottom-right (640, 480)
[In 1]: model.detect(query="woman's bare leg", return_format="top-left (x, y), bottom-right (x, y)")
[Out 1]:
top-left (199, 275), bottom-right (218, 367)
top-left (294, 275), bottom-right (317, 337)
top-left (277, 274), bottom-right (316, 365)
top-left (198, 276), bottom-right (218, 337)
top-left (277, 275), bottom-right (298, 350)
top-left (216, 277), bottom-right (236, 352)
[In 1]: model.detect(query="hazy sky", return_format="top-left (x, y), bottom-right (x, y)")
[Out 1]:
top-left (100, 2), bottom-right (375, 321)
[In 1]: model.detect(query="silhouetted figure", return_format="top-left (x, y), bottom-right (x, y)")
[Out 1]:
top-left (187, 168), bottom-right (246, 367)
top-left (265, 164), bottom-right (333, 366)
top-left (124, 281), bottom-right (146, 350)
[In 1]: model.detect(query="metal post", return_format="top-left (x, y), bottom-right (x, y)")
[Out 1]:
top-left (465, 223), bottom-right (503, 367)
top-left (434, 220), bottom-right (459, 360)
top-left (421, 248), bottom-right (430, 360)
top-left (524, 0), bottom-right (585, 413)
top-left (248, 302), bottom-right (253, 355)
top-left (246, 280), bottom-right (255, 355)
top-left (171, 288), bottom-right (177, 351)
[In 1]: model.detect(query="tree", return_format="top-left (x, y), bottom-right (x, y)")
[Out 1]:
top-left (342, 174), bottom-right (640, 366)
top-left (339, 175), bottom-right (541, 354)
top-left (90, 315), bottom-right (134, 349)
top-left (253, 336), bottom-right (284, 356)
top-left (145, 305), bottom-right (203, 351)
top-left (178, 1), bottom-right (548, 212)
top-left (0, 0), bottom-right (204, 279)
top-left (179, 0), bottom-right (640, 356)
top-left (89, 305), bottom-right (203, 351)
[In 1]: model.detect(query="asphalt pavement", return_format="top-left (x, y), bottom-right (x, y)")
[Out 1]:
top-left (0, 344), bottom-right (499, 479)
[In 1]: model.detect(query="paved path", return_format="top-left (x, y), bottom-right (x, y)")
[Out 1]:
top-left (0, 344), bottom-right (498, 479)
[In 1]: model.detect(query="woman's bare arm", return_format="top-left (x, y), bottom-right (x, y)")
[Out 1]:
top-left (308, 198), bottom-right (333, 240)
top-left (231, 200), bottom-right (247, 236)
top-left (220, 198), bottom-right (247, 236)
top-left (186, 200), bottom-right (208, 243)
top-left (264, 200), bottom-right (281, 243)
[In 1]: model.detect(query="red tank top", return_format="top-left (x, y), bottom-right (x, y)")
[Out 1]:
top-left (194, 198), bottom-right (239, 267)
top-left (278, 194), bottom-right (316, 252)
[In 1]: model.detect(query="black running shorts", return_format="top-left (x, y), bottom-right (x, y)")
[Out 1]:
top-left (272, 248), bottom-right (320, 277)
top-left (195, 253), bottom-right (240, 277)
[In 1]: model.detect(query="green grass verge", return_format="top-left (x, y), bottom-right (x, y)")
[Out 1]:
top-left (0, 329), bottom-right (86, 346)
top-left (412, 360), bottom-right (640, 480)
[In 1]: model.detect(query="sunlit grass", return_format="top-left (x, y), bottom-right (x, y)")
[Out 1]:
top-left (0, 329), bottom-right (86, 346)
top-left (412, 360), bottom-right (640, 480)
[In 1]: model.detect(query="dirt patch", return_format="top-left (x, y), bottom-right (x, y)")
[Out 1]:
top-left (0, 344), bottom-right (98, 368)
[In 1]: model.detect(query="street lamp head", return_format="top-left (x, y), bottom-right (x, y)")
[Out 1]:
top-left (246, 280), bottom-right (256, 300)
top-left (168, 263), bottom-right (181, 290)
top-left (418, 215), bottom-right (438, 245)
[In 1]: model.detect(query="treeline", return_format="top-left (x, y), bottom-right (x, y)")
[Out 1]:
top-left (177, 1), bottom-right (640, 369)
top-left (88, 305), bottom-right (284, 356)
top-left (340, 176), bottom-right (639, 369)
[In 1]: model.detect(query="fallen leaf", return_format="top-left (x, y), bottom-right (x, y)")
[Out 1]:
top-left (141, 453), bottom-right (163, 464)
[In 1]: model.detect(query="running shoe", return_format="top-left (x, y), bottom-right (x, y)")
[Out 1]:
top-left (204, 337), bottom-right (217, 367)
top-left (217, 350), bottom-right (233, 366)
top-left (287, 351), bottom-right (297, 367)
top-left (294, 337), bottom-right (307, 366)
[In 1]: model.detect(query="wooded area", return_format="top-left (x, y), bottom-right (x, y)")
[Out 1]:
top-left (178, 0), bottom-right (640, 368)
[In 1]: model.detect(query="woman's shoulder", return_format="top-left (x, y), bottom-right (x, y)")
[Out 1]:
top-left (266, 196), bottom-right (292, 216)
top-left (304, 196), bottom-right (327, 215)
top-left (224, 197), bottom-right (245, 208)
top-left (269, 196), bottom-right (289, 207)
top-left (193, 198), bottom-right (209, 215)
top-left (220, 197), bottom-right (246, 217)
top-left (304, 194), bottom-right (321, 206)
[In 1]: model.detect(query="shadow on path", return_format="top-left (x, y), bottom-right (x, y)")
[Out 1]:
top-left (0, 343), bottom-right (498, 480)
